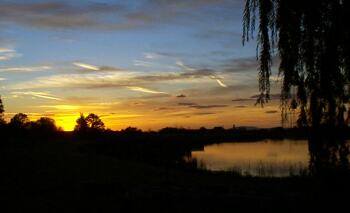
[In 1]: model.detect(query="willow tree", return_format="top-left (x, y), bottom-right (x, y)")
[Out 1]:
top-left (0, 96), bottom-right (4, 124)
top-left (243, 0), bottom-right (350, 127)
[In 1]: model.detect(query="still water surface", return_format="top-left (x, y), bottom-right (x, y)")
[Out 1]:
top-left (191, 140), bottom-right (309, 177)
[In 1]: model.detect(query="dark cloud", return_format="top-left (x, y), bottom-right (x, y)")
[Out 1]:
top-left (0, 0), bottom-right (242, 31)
top-left (265, 110), bottom-right (278, 114)
top-left (125, 0), bottom-right (241, 27)
top-left (176, 94), bottom-right (186, 98)
top-left (250, 93), bottom-right (281, 100)
top-left (190, 104), bottom-right (228, 109)
top-left (155, 107), bottom-right (173, 111)
top-left (206, 85), bottom-right (253, 95)
top-left (178, 102), bottom-right (197, 106)
top-left (223, 56), bottom-right (258, 73)
top-left (232, 98), bottom-right (252, 102)
top-left (178, 102), bottom-right (227, 109)
top-left (169, 111), bottom-right (218, 118)
top-left (223, 55), bottom-right (280, 73)
top-left (154, 52), bottom-right (188, 58)
top-left (0, 2), bottom-right (124, 30)
top-left (99, 66), bottom-right (123, 72)
top-left (193, 112), bottom-right (217, 115)
top-left (194, 30), bottom-right (241, 40)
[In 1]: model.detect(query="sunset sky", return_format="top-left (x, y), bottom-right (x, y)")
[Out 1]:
top-left (0, 0), bottom-right (282, 131)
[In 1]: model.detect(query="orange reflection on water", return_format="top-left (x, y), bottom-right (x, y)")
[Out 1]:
top-left (192, 140), bottom-right (309, 176)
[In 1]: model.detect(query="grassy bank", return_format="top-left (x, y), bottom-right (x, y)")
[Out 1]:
top-left (0, 138), bottom-right (349, 212)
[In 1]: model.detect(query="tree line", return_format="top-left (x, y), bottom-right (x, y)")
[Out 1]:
top-left (0, 97), bottom-right (105, 134)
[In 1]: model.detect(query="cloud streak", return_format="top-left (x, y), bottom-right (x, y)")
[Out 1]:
top-left (210, 75), bottom-right (228, 88)
top-left (0, 66), bottom-right (51, 73)
top-left (216, 79), bottom-right (227, 88)
top-left (127, 86), bottom-right (168, 94)
top-left (8, 67), bottom-right (217, 90)
top-left (0, 48), bottom-right (17, 61)
top-left (176, 60), bottom-right (196, 71)
top-left (11, 91), bottom-right (63, 101)
top-left (73, 62), bottom-right (100, 71)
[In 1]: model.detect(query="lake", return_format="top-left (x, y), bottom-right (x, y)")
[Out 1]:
top-left (191, 139), bottom-right (310, 177)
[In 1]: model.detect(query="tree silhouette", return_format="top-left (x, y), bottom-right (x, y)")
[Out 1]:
top-left (32, 117), bottom-right (57, 133)
top-left (74, 113), bottom-right (89, 133)
top-left (0, 96), bottom-right (5, 125)
top-left (74, 113), bottom-right (105, 134)
top-left (86, 113), bottom-right (105, 131)
top-left (10, 113), bottom-right (30, 129)
top-left (243, 0), bottom-right (350, 127)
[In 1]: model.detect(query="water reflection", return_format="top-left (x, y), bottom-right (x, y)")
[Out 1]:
top-left (191, 140), bottom-right (309, 177)
top-left (191, 138), bottom-right (350, 177)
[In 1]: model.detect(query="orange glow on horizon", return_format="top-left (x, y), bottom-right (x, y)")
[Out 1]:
top-left (4, 104), bottom-right (283, 131)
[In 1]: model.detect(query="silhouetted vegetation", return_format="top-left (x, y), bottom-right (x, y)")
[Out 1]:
top-left (0, 111), bottom-right (349, 174)
top-left (9, 113), bottom-right (30, 130)
top-left (0, 96), bottom-right (4, 126)
top-left (74, 113), bottom-right (105, 138)
top-left (243, 0), bottom-right (350, 128)
top-left (0, 108), bottom-right (348, 211)
top-left (30, 117), bottom-right (58, 136)
top-left (0, 120), bottom-right (349, 212)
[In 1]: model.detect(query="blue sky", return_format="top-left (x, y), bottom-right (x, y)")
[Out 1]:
top-left (0, 0), bottom-right (282, 130)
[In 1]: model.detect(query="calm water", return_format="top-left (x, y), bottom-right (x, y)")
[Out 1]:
top-left (191, 139), bottom-right (310, 177)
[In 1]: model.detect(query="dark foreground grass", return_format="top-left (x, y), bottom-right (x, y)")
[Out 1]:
top-left (0, 140), bottom-right (349, 212)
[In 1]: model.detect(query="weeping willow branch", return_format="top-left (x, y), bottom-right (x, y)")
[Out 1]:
top-left (243, 0), bottom-right (350, 127)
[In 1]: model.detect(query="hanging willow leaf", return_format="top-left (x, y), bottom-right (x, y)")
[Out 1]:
top-left (243, 0), bottom-right (350, 127)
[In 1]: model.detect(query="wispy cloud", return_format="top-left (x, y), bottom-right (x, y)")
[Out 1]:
top-left (73, 62), bottom-right (121, 72)
top-left (176, 60), bottom-right (196, 71)
top-left (8, 67), bottom-right (216, 90)
top-left (0, 77), bottom-right (6, 81)
top-left (0, 48), bottom-right (13, 52)
top-left (0, 66), bottom-right (51, 73)
top-left (39, 104), bottom-right (110, 111)
top-left (40, 105), bottom-right (80, 110)
top-left (143, 52), bottom-right (160, 60)
top-left (11, 91), bottom-right (63, 101)
top-left (0, 48), bottom-right (17, 61)
top-left (133, 60), bottom-right (153, 67)
top-left (127, 86), bottom-right (168, 94)
top-left (210, 75), bottom-right (227, 88)
top-left (216, 79), bottom-right (227, 88)
top-left (73, 62), bottom-right (100, 71)
top-left (9, 72), bottom-right (134, 90)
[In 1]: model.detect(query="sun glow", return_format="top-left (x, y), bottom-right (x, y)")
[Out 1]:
top-left (53, 114), bottom-right (79, 131)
